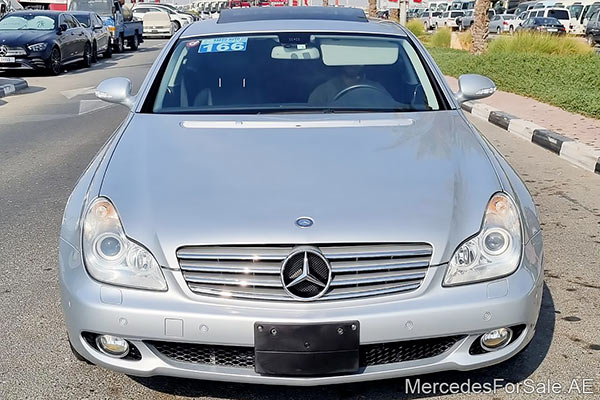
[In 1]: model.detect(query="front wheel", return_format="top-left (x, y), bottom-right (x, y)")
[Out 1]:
top-left (47, 47), bottom-right (62, 76)
top-left (103, 40), bottom-right (113, 58)
top-left (91, 41), bottom-right (98, 63)
top-left (588, 34), bottom-right (596, 47)
top-left (113, 35), bottom-right (124, 53)
top-left (128, 33), bottom-right (139, 51)
top-left (81, 42), bottom-right (92, 68)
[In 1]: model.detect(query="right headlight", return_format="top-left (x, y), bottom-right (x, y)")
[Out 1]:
top-left (82, 197), bottom-right (167, 291)
top-left (444, 193), bottom-right (522, 286)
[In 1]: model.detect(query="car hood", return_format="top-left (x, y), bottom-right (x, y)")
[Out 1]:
top-left (0, 30), bottom-right (54, 46)
top-left (101, 111), bottom-right (501, 267)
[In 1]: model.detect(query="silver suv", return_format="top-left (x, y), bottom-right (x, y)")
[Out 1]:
top-left (60, 7), bottom-right (543, 385)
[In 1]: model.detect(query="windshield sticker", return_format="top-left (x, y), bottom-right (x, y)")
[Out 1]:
top-left (186, 40), bottom-right (201, 48)
top-left (199, 37), bottom-right (248, 53)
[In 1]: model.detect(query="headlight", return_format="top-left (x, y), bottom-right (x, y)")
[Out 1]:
top-left (444, 193), bottom-right (522, 286)
top-left (28, 42), bottom-right (47, 52)
top-left (82, 197), bottom-right (167, 291)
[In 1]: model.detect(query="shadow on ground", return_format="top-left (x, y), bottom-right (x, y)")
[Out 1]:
top-left (131, 283), bottom-right (555, 399)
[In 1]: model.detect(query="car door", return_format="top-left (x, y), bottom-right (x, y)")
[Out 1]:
top-left (67, 14), bottom-right (86, 58)
top-left (57, 14), bottom-right (74, 61)
top-left (94, 14), bottom-right (109, 51)
top-left (592, 11), bottom-right (600, 40)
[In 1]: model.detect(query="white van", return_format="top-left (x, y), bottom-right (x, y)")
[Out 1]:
top-left (522, 6), bottom-right (572, 30)
top-left (570, 0), bottom-right (600, 34)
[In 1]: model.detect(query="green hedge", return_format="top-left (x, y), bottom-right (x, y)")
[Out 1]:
top-left (428, 47), bottom-right (600, 118)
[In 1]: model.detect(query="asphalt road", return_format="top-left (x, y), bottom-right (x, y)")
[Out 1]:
top-left (0, 40), bottom-right (599, 400)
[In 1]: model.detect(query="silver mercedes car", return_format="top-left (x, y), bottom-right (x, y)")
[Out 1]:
top-left (59, 7), bottom-right (544, 386)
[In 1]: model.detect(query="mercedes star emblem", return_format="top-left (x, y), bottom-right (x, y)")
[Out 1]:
top-left (280, 248), bottom-right (332, 300)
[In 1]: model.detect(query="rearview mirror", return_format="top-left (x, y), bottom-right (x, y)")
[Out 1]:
top-left (271, 46), bottom-right (320, 60)
top-left (95, 77), bottom-right (136, 109)
top-left (455, 74), bottom-right (496, 103)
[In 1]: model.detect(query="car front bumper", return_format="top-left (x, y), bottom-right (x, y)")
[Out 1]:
top-left (0, 55), bottom-right (48, 70)
top-left (143, 28), bottom-right (172, 37)
top-left (59, 233), bottom-right (543, 385)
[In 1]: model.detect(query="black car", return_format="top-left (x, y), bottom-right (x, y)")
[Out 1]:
top-left (70, 11), bottom-right (111, 62)
top-left (585, 10), bottom-right (600, 47)
top-left (517, 17), bottom-right (566, 34)
top-left (0, 10), bottom-right (92, 75)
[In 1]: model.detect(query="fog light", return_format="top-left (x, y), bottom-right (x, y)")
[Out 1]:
top-left (480, 328), bottom-right (512, 351)
top-left (95, 334), bottom-right (129, 357)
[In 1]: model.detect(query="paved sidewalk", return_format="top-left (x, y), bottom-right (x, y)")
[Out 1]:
top-left (445, 76), bottom-right (600, 151)
top-left (0, 77), bottom-right (28, 99)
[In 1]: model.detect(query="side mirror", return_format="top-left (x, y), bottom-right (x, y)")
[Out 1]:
top-left (59, 23), bottom-right (68, 32)
top-left (455, 74), bottom-right (496, 103)
top-left (95, 77), bottom-right (136, 109)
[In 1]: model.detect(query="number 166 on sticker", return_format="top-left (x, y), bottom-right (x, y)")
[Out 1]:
top-left (199, 37), bottom-right (248, 53)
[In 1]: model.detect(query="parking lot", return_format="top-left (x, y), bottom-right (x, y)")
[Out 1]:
top-left (0, 31), bottom-right (599, 398)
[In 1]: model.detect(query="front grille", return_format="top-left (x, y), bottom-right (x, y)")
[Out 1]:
top-left (147, 335), bottom-right (464, 370)
top-left (177, 243), bottom-right (432, 301)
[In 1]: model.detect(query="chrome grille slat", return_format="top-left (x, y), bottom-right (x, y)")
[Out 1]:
top-left (180, 260), bottom-right (281, 275)
top-left (182, 272), bottom-right (283, 288)
top-left (330, 271), bottom-right (427, 287)
top-left (178, 243), bottom-right (432, 301)
top-left (176, 246), bottom-right (291, 261)
top-left (331, 258), bottom-right (429, 273)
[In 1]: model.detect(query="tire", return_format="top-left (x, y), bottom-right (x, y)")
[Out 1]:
top-left (103, 40), bottom-right (113, 58)
top-left (114, 34), bottom-right (124, 53)
top-left (81, 42), bottom-right (92, 68)
top-left (47, 47), bottom-right (62, 76)
top-left (588, 34), bottom-right (596, 47)
top-left (91, 41), bottom-right (98, 63)
top-left (173, 20), bottom-right (181, 32)
top-left (128, 33), bottom-right (139, 51)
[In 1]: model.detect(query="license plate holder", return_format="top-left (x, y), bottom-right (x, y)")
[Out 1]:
top-left (254, 321), bottom-right (359, 376)
top-left (0, 57), bottom-right (16, 63)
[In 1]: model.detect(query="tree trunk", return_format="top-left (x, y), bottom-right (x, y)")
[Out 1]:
top-left (322, 0), bottom-right (328, 6)
top-left (390, 8), bottom-right (400, 22)
top-left (471, 0), bottom-right (491, 54)
top-left (368, 0), bottom-right (377, 18)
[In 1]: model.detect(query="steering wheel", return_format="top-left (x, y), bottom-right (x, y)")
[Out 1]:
top-left (333, 84), bottom-right (390, 102)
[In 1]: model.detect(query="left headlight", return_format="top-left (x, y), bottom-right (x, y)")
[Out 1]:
top-left (82, 197), bottom-right (167, 291)
top-left (27, 42), bottom-right (48, 52)
top-left (444, 193), bottom-right (522, 286)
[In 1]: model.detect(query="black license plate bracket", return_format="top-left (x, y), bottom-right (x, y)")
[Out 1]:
top-left (254, 321), bottom-right (360, 376)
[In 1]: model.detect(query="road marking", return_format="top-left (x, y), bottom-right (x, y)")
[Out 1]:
top-left (61, 86), bottom-right (96, 100)
top-left (78, 99), bottom-right (113, 115)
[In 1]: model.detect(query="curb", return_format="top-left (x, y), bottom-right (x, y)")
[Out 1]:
top-left (0, 78), bottom-right (28, 99)
top-left (462, 101), bottom-right (600, 176)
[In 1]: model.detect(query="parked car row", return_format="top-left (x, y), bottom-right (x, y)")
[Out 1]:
top-left (0, 10), bottom-right (104, 75)
top-left (0, 0), bottom-right (149, 76)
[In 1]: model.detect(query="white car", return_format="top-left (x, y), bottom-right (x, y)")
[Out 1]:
top-left (142, 11), bottom-right (174, 38)
top-left (508, 11), bottom-right (528, 33)
top-left (133, 5), bottom-right (190, 31)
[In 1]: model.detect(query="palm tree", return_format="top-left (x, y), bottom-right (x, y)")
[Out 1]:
top-left (471, 0), bottom-right (492, 54)
top-left (322, 0), bottom-right (328, 6)
top-left (368, 0), bottom-right (377, 17)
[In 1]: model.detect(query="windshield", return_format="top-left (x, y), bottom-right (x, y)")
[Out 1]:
top-left (69, 0), bottom-right (112, 16)
top-left (73, 14), bottom-right (91, 27)
top-left (150, 34), bottom-right (441, 114)
top-left (547, 9), bottom-right (569, 19)
top-left (0, 14), bottom-right (56, 30)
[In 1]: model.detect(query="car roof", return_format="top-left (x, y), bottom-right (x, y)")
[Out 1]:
top-left (181, 7), bottom-right (407, 38)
